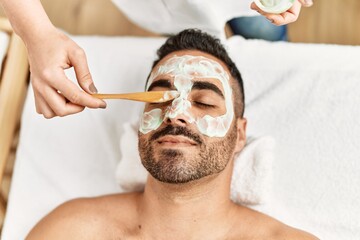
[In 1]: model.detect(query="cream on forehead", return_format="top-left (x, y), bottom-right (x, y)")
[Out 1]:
top-left (140, 55), bottom-right (234, 137)
top-left (147, 55), bottom-right (229, 89)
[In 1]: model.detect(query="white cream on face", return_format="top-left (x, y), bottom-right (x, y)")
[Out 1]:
top-left (139, 55), bottom-right (234, 138)
top-left (139, 108), bottom-right (163, 134)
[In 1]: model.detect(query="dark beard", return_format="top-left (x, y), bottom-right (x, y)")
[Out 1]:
top-left (138, 124), bottom-right (238, 184)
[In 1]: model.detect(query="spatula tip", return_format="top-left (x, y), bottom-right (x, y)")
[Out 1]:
top-left (158, 90), bottom-right (179, 102)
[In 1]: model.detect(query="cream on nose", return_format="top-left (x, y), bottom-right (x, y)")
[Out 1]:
top-left (164, 97), bottom-right (191, 126)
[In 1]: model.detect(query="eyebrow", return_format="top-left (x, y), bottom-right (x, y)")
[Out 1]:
top-left (147, 79), bottom-right (225, 99)
top-left (192, 81), bottom-right (224, 99)
top-left (147, 79), bottom-right (172, 91)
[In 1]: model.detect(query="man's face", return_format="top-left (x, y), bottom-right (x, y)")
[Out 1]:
top-left (138, 50), bottom-right (245, 184)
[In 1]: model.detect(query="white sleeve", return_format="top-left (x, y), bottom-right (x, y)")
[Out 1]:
top-left (111, 0), bottom-right (258, 38)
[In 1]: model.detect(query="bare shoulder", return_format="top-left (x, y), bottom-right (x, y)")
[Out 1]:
top-left (26, 192), bottom-right (141, 240)
top-left (272, 225), bottom-right (319, 240)
top-left (232, 206), bottom-right (319, 240)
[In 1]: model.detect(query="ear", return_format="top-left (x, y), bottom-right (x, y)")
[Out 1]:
top-left (234, 117), bottom-right (247, 153)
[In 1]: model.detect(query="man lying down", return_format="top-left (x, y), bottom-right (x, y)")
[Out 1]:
top-left (26, 29), bottom-right (318, 240)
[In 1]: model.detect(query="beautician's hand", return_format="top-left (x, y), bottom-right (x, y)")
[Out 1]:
top-left (251, 0), bottom-right (313, 26)
top-left (27, 28), bottom-right (107, 118)
top-left (1, 0), bottom-right (106, 118)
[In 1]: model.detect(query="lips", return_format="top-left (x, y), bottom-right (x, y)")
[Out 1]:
top-left (157, 135), bottom-right (197, 147)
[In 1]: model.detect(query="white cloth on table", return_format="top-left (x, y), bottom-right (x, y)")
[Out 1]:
top-left (228, 37), bottom-right (360, 239)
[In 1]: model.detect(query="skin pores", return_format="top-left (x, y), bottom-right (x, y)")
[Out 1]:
top-left (139, 55), bottom-right (234, 138)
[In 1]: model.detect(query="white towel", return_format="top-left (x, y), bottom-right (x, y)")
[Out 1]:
top-left (116, 121), bottom-right (275, 206)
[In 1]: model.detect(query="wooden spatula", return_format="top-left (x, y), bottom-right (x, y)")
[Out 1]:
top-left (92, 91), bottom-right (179, 103)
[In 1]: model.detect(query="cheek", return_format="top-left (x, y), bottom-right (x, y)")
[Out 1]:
top-left (139, 108), bottom-right (164, 134)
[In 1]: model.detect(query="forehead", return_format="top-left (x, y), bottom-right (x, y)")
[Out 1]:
top-left (149, 50), bottom-right (233, 90)
top-left (152, 50), bottom-right (231, 75)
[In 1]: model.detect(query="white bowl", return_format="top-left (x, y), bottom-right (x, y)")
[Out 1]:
top-left (254, 0), bottom-right (295, 14)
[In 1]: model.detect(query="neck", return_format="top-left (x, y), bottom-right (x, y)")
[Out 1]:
top-left (138, 161), bottom-right (237, 239)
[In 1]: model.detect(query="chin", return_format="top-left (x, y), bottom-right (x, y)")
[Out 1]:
top-left (158, 148), bottom-right (184, 159)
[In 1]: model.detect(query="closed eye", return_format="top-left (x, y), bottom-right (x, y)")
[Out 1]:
top-left (193, 101), bottom-right (216, 108)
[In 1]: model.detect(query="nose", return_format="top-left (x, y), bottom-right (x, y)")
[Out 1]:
top-left (163, 94), bottom-right (194, 127)
top-left (164, 113), bottom-right (188, 127)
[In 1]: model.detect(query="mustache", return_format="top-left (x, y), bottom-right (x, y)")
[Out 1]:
top-left (150, 125), bottom-right (203, 145)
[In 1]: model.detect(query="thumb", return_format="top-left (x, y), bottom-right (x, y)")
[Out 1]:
top-left (69, 48), bottom-right (98, 94)
top-left (298, 0), bottom-right (313, 7)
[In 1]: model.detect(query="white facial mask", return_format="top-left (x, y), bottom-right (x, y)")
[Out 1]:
top-left (139, 55), bottom-right (234, 138)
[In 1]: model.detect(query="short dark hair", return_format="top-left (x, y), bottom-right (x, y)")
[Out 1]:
top-left (149, 29), bottom-right (245, 118)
